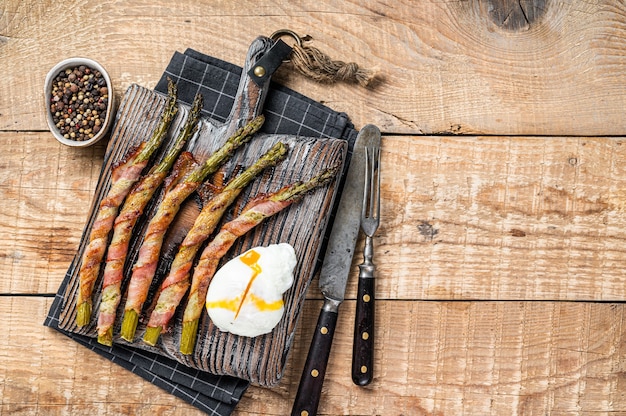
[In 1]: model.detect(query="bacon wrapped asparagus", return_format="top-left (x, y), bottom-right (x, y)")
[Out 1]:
top-left (119, 115), bottom-right (265, 342)
top-left (141, 166), bottom-right (339, 351)
top-left (95, 93), bottom-right (203, 345)
top-left (137, 142), bottom-right (287, 348)
top-left (75, 79), bottom-right (179, 327)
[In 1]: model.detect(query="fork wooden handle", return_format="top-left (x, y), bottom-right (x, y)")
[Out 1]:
top-left (352, 271), bottom-right (375, 386)
top-left (352, 235), bottom-right (375, 386)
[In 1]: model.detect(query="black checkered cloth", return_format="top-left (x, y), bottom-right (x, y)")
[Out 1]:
top-left (45, 46), bottom-right (357, 415)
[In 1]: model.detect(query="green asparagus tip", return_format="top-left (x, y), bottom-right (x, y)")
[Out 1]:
top-left (167, 77), bottom-right (177, 102)
top-left (245, 114), bottom-right (265, 135)
top-left (264, 141), bottom-right (288, 161)
top-left (273, 164), bottom-right (340, 203)
top-left (119, 309), bottom-right (139, 342)
top-left (75, 302), bottom-right (92, 327)
top-left (313, 164), bottom-right (341, 186)
top-left (136, 78), bottom-right (179, 162)
top-left (191, 93), bottom-right (203, 118)
top-left (180, 319), bottom-right (200, 355)
top-left (143, 326), bottom-right (163, 346)
top-left (227, 142), bottom-right (288, 190)
top-left (153, 92), bottom-right (203, 175)
top-left (97, 328), bottom-right (113, 347)
top-left (224, 114), bottom-right (265, 148)
top-left (182, 92), bottom-right (203, 136)
top-left (186, 114), bottom-right (267, 184)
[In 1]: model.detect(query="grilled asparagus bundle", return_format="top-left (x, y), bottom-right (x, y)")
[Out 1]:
top-left (141, 166), bottom-right (339, 352)
top-left (75, 79), bottom-right (179, 327)
top-left (119, 115), bottom-right (266, 342)
top-left (96, 93), bottom-right (203, 345)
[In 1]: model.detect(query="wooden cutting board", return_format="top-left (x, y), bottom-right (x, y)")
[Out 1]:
top-left (57, 83), bottom-right (347, 387)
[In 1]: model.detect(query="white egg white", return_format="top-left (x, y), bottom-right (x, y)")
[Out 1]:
top-left (206, 243), bottom-right (297, 337)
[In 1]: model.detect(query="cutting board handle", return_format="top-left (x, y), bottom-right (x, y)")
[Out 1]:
top-left (225, 36), bottom-right (286, 136)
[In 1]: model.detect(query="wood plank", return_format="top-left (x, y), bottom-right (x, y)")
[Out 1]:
top-left (3, 132), bottom-right (626, 301)
top-left (3, 296), bottom-right (625, 415)
top-left (2, 297), bottom-right (203, 415)
top-left (4, 1), bottom-right (626, 415)
top-left (0, 132), bottom-right (105, 294)
top-left (2, 0), bottom-right (626, 136)
top-left (377, 134), bottom-right (626, 301)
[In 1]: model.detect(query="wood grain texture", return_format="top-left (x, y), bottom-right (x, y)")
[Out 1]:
top-left (3, 0), bottom-right (626, 414)
top-left (3, 297), bottom-right (626, 415)
top-left (2, 0), bottom-right (626, 135)
top-left (0, 133), bottom-right (106, 294)
top-left (374, 135), bottom-right (626, 301)
top-left (485, 0), bottom-right (548, 31)
top-left (5, 131), bottom-right (625, 301)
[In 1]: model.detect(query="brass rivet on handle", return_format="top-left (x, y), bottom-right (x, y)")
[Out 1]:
top-left (362, 332), bottom-right (369, 340)
top-left (311, 369), bottom-right (319, 377)
top-left (363, 294), bottom-right (371, 302)
top-left (253, 65), bottom-right (266, 77)
top-left (301, 411), bottom-right (309, 416)
top-left (361, 365), bottom-right (368, 373)
top-left (320, 326), bottom-right (328, 334)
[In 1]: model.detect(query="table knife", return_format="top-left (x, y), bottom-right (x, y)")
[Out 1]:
top-left (291, 125), bottom-right (378, 416)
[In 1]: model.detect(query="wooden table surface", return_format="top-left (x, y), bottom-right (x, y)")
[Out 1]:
top-left (3, 1), bottom-right (626, 414)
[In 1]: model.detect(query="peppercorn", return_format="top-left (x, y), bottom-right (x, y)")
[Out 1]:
top-left (49, 64), bottom-right (109, 142)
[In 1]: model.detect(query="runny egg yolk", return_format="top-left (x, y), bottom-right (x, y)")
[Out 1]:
top-left (206, 249), bottom-right (284, 320)
top-left (206, 243), bottom-right (296, 337)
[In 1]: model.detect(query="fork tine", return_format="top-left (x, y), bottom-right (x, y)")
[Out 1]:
top-left (372, 147), bottom-right (380, 221)
top-left (362, 145), bottom-right (381, 222)
top-left (362, 146), bottom-right (371, 219)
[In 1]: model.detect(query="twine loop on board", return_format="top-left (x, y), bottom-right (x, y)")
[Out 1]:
top-left (271, 29), bottom-right (380, 88)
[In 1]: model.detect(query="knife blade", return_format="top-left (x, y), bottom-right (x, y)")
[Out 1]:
top-left (291, 125), bottom-right (378, 416)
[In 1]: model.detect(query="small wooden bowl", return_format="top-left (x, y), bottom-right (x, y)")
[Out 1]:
top-left (44, 57), bottom-right (115, 147)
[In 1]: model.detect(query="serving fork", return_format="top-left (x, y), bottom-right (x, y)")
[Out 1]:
top-left (352, 135), bottom-right (381, 386)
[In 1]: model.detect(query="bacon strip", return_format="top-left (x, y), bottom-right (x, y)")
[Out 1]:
top-left (116, 154), bottom-right (198, 339)
top-left (95, 166), bottom-right (161, 329)
top-left (77, 146), bottom-right (147, 318)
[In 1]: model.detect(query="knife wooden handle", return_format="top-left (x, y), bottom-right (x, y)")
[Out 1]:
top-left (291, 301), bottom-right (339, 416)
top-left (352, 273), bottom-right (375, 386)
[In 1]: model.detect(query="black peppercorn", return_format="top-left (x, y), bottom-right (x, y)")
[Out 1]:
top-left (49, 64), bottom-right (109, 142)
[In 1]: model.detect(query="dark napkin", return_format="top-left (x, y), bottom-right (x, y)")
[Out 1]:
top-left (45, 47), bottom-right (357, 415)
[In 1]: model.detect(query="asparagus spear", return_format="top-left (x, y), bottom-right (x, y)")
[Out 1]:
top-left (119, 114), bottom-right (265, 342)
top-left (142, 165), bottom-right (338, 351)
top-left (96, 93), bottom-right (203, 346)
top-left (75, 79), bottom-right (179, 327)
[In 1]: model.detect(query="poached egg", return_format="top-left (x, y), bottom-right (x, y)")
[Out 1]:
top-left (206, 243), bottom-right (297, 337)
